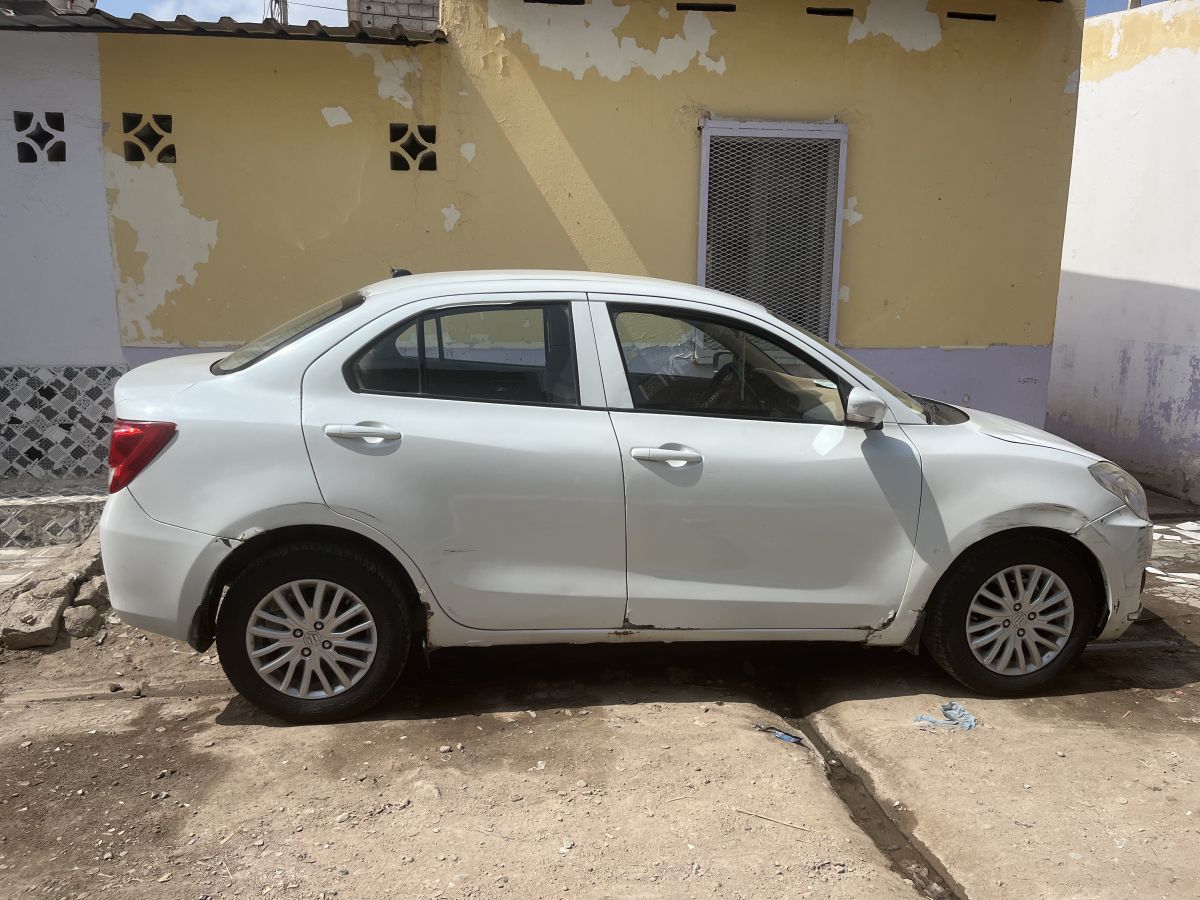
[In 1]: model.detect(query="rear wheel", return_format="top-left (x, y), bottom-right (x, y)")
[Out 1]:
top-left (216, 542), bottom-right (411, 723)
top-left (923, 535), bottom-right (1099, 695)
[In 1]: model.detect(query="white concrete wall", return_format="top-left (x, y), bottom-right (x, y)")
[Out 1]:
top-left (0, 33), bottom-right (122, 366)
top-left (1047, 2), bottom-right (1200, 501)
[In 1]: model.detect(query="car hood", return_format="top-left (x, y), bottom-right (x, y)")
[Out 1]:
top-left (962, 407), bottom-right (1102, 462)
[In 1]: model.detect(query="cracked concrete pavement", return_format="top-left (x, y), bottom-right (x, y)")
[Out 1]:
top-left (810, 514), bottom-right (1200, 900)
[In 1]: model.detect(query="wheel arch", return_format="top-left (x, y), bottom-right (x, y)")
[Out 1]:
top-left (917, 525), bottom-right (1109, 647)
top-left (188, 523), bottom-right (430, 652)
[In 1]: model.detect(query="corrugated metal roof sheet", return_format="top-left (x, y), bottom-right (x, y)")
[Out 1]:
top-left (0, 3), bottom-right (444, 45)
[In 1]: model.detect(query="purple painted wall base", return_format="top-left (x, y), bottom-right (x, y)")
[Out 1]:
top-left (1047, 273), bottom-right (1200, 504)
top-left (847, 345), bottom-right (1052, 427)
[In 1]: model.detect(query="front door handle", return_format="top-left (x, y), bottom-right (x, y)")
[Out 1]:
top-left (324, 423), bottom-right (403, 443)
top-left (631, 446), bottom-right (703, 466)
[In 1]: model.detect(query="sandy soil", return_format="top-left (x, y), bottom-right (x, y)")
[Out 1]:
top-left (0, 632), bottom-right (912, 899)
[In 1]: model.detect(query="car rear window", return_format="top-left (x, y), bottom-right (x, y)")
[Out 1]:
top-left (212, 291), bottom-right (365, 374)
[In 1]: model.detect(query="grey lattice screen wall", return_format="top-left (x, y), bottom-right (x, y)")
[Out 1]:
top-left (1, 366), bottom-right (125, 480)
top-left (698, 120), bottom-right (847, 340)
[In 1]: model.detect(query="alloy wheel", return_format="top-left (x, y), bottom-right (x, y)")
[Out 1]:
top-left (965, 565), bottom-right (1075, 676)
top-left (244, 580), bottom-right (378, 699)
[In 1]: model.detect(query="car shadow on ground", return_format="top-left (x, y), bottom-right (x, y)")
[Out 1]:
top-left (213, 607), bottom-right (1200, 730)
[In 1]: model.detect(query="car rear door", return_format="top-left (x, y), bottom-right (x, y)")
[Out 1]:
top-left (591, 296), bottom-right (923, 631)
top-left (301, 294), bottom-right (628, 630)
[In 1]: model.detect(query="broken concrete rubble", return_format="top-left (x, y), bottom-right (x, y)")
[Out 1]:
top-left (72, 575), bottom-right (109, 609)
top-left (0, 528), bottom-right (103, 649)
top-left (62, 604), bottom-right (104, 638)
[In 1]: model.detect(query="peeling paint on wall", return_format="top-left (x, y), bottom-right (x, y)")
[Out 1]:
top-left (460, 141), bottom-right (476, 162)
top-left (848, 0), bottom-right (942, 53)
top-left (843, 197), bottom-right (862, 227)
top-left (345, 44), bottom-right (420, 107)
top-left (442, 203), bottom-right (461, 232)
top-left (321, 105), bottom-right (353, 126)
top-left (1064, 68), bottom-right (1080, 95)
top-left (73, 0), bottom-right (1079, 360)
top-left (1107, 19), bottom-right (1123, 58)
top-left (486, 0), bottom-right (726, 81)
top-left (104, 152), bottom-right (218, 343)
top-left (1084, 0), bottom-right (1200, 82)
top-left (1049, 1), bottom-right (1200, 500)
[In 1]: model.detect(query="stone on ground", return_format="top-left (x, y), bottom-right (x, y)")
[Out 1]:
top-left (73, 575), bottom-right (109, 609)
top-left (62, 604), bottom-right (104, 638)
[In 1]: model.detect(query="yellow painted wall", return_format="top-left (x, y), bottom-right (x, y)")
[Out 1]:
top-left (1082, 0), bottom-right (1200, 81)
top-left (96, 0), bottom-right (1083, 349)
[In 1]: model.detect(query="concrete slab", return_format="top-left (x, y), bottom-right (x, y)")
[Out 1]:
top-left (807, 522), bottom-right (1200, 899)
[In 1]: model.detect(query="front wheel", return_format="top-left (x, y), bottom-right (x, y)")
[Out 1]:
top-left (216, 542), bottom-right (411, 723)
top-left (923, 536), bottom-right (1099, 695)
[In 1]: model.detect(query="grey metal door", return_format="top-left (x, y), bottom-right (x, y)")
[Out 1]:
top-left (698, 119), bottom-right (847, 341)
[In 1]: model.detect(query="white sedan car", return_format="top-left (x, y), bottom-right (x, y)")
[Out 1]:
top-left (100, 271), bottom-right (1151, 722)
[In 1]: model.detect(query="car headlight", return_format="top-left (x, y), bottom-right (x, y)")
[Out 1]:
top-left (1089, 461), bottom-right (1149, 521)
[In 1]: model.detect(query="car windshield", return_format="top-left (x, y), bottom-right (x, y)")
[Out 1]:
top-left (212, 292), bottom-right (365, 374)
top-left (803, 330), bottom-right (928, 420)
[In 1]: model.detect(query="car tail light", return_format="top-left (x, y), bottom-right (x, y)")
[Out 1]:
top-left (108, 419), bottom-right (176, 493)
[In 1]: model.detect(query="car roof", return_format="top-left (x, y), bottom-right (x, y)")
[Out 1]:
top-left (358, 270), bottom-right (769, 319)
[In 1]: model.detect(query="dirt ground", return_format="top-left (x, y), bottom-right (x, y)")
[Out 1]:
top-left (0, 633), bottom-right (914, 899)
top-left (2, 516), bottom-right (1199, 900)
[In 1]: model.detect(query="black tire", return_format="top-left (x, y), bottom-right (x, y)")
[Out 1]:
top-left (216, 542), bottom-right (411, 723)
top-left (922, 535), bottom-right (1099, 695)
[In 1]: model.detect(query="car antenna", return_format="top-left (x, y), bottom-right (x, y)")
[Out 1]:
top-left (390, 267), bottom-right (412, 278)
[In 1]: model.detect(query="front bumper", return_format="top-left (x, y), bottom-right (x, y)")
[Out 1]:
top-left (99, 489), bottom-right (237, 642)
top-left (1076, 506), bottom-right (1153, 641)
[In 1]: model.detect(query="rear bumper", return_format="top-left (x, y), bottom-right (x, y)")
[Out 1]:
top-left (99, 489), bottom-right (236, 642)
top-left (1077, 506), bottom-right (1152, 641)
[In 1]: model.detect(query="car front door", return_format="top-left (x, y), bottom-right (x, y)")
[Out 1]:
top-left (301, 294), bottom-right (628, 630)
top-left (592, 298), bottom-right (923, 631)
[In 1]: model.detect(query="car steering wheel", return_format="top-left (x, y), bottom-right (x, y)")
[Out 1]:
top-left (701, 361), bottom-right (763, 411)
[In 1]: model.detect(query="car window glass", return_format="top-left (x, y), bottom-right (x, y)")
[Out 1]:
top-left (354, 321), bottom-right (419, 394)
top-left (213, 291), bottom-right (364, 374)
top-left (351, 304), bottom-right (578, 407)
top-left (613, 310), bottom-right (844, 424)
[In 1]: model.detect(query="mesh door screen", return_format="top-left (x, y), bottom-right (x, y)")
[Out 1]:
top-left (701, 131), bottom-right (843, 339)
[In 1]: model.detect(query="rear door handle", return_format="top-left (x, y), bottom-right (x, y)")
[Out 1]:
top-left (324, 423), bottom-right (403, 443)
top-left (631, 446), bottom-right (703, 466)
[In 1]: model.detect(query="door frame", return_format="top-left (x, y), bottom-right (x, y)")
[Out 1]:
top-left (584, 293), bottom-right (899, 424)
top-left (696, 117), bottom-right (849, 343)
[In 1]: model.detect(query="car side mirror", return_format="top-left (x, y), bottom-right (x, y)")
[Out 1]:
top-left (845, 387), bottom-right (887, 430)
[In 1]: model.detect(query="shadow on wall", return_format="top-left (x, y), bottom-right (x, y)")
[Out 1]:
top-left (1047, 271), bottom-right (1200, 502)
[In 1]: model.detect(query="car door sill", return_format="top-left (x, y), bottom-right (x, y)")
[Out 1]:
top-left (432, 625), bottom-right (887, 650)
